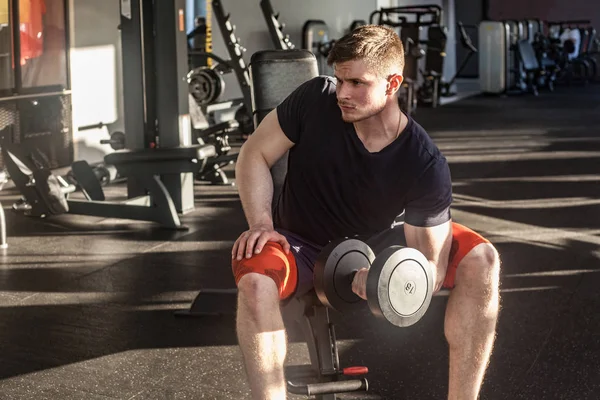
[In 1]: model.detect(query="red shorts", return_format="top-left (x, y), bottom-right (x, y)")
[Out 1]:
top-left (232, 222), bottom-right (490, 300)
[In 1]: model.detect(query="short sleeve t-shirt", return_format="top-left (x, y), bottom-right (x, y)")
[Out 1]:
top-left (274, 76), bottom-right (452, 246)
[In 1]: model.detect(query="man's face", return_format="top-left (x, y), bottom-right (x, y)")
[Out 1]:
top-left (334, 59), bottom-right (396, 123)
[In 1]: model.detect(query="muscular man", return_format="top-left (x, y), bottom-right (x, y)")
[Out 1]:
top-left (232, 25), bottom-right (501, 400)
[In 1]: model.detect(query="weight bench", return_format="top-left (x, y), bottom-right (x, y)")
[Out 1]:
top-left (282, 291), bottom-right (369, 398)
top-left (2, 143), bottom-right (216, 229)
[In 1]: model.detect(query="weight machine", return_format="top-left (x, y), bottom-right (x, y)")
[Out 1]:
top-left (6, 0), bottom-right (217, 228)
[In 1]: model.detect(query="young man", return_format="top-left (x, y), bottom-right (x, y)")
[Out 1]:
top-left (232, 25), bottom-right (501, 400)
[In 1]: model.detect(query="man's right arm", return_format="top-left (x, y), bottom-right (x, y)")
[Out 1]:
top-left (235, 108), bottom-right (294, 233)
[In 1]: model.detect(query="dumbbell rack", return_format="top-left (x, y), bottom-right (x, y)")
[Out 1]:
top-left (283, 292), bottom-right (369, 399)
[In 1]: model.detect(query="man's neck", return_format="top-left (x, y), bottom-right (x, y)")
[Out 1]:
top-left (354, 105), bottom-right (406, 142)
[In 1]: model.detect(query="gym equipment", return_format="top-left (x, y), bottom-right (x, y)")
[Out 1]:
top-left (69, 123), bottom-right (123, 187)
top-left (302, 20), bottom-right (334, 74)
top-left (284, 293), bottom-right (369, 398)
top-left (99, 131), bottom-right (126, 151)
top-left (314, 238), bottom-right (433, 327)
top-left (194, 120), bottom-right (238, 185)
top-left (439, 22), bottom-right (478, 97)
top-left (260, 0), bottom-right (295, 50)
top-left (479, 20), bottom-right (544, 95)
top-left (3, 141), bottom-right (216, 229)
top-left (187, 0), bottom-right (254, 138)
top-left (369, 5), bottom-right (443, 84)
top-left (369, 5), bottom-right (444, 113)
top-left (313, 239), bottom-right (375, 312)
top-left (119, 0), bottom-right (197, 214)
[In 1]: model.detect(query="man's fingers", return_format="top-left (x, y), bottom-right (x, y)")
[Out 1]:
top-left (232, 238), bottom-right (239, 259)
top-left (236, 233), bottom-right (249, 261)
top-left (245, 231), bottom-right (263, 258)
top-left (254, 234), bottom-right (271, 254)
top-left (352, 269), bottom-right (369, 300)
top-left (276, 234), bottom-right (291, 254)
top-left (233, 230), bottom-right (290, 260)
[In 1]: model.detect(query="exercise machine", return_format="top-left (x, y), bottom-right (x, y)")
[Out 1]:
top-left (422, 22), bottom-right (479, 102)
top-left (369, 5), bottom-right (444, 113)
top-left (479, 20), bottom-right (544, 95)
top-left (5, 0), bottom-right (219, 227)
top-left (2, 138), bottom-right (215, 229)
top-left (187, 0), bottom-right (254, 136)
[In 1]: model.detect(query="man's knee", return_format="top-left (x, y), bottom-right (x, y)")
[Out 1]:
top-left (457, 243), bottom-right (501, 294)
top-left (238, 273), bottom-right (280, 309)
top-left (232, 241), bottom-right (298, 301)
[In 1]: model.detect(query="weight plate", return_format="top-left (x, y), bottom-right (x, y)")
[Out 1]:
top-left (187, 67), bottom-right (224, 106)
top-left (314, 238), bottom-right (375, 312)
top-left (366, 246), bottom-right (433, 327)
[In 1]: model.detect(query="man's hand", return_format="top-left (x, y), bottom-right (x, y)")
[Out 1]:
top-left (232, 224), bottom-right (290, 261)
top-left (351, 268), bottom-right (370, 300)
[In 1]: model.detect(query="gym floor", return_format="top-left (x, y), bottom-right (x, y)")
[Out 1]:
top-left (1, 85), bottom-right (599, 400)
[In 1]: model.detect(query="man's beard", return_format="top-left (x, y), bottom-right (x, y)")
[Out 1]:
top-left (340, 103), bottom-right (386, 123)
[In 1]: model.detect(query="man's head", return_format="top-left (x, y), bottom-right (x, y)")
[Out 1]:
top-left (327, 25), bottom-right (405, 122)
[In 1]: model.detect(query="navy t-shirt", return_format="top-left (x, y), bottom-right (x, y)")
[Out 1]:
top-left (274, 76), bottom-right (452, 246)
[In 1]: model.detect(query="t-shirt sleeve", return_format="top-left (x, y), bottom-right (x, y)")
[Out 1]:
top-left (404, 158), bottom-right (453, 227)
top-left (276, 77), bottom-right (324, 143)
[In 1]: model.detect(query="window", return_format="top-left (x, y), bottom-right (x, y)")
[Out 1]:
top-left (19, 0), bottom-right (68, 89)
top-left (0, 0), bottom-right (14, 91)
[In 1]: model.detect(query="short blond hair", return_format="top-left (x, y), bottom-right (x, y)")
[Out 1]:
top-left (327, 25), bottom-right (405, 77)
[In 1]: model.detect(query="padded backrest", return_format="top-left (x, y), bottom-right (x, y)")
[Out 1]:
top-left (517, 40), bottom-right (540, 71)
top-left (248, 50), bottom-right (319, 207)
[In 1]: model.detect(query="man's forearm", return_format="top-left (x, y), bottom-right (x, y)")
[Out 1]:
top-left (236, 151), bottom-right (275, 229)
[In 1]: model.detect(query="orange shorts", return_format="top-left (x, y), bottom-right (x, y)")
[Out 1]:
top-left (232, 223), bottom-right (490, 300)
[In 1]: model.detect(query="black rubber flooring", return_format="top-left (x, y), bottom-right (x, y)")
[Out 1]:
top-left (0, 85), bottom-right (599, 399)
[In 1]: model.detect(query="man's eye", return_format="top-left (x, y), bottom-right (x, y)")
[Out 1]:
top-left (353, 80), bottom-right (361, 85)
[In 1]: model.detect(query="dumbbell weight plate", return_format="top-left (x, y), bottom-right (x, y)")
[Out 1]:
top-left (314, 238), bottom-right (375, 312)
top-left (366, 246), bottom-right (433, 327)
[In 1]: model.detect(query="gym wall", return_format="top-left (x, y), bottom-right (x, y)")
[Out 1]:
top-left (488, 0), bottom-right (600, 30)
top-left (70, 0), bottom-right (123, 164)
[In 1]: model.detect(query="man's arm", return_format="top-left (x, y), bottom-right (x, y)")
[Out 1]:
top-left (404, 221), bottom-right (453, 292)
top-left (235, 109), bottom-right (294, 229)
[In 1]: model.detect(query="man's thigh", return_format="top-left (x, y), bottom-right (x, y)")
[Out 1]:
top-left (277, 229), bottom-right (323, 298)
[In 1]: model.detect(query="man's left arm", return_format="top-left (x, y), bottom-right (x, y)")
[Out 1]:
top-left (404, 221), bottom-right (452, 293)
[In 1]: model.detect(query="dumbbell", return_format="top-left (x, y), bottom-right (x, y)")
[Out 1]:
top-left (313, 238), bottom-right (434, 327)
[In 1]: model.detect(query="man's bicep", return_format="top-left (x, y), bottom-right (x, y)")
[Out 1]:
top-left (404, 221), bottom-right (452, 267)
top-left (241, 109), bottom-right (295, 168)
top-left (404, 159), bottom-right (453, 226)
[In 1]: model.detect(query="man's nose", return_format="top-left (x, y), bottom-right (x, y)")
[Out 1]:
top-left (337, 84), bottom-right (350, 99)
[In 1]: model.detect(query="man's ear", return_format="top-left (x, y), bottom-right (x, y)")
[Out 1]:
top-left (386, 74), bottom-right (404, 96)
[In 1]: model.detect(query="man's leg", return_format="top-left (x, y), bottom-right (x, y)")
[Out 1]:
top-left (237, 273), bottom-right (287, 399)
top-left (233, 233), bottom-right (321, 400)
top-left (444, 242), bottom-right (501, 400)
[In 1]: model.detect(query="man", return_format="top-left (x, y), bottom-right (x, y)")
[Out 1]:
top-left (232, 25), bottom-right (501, 400)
